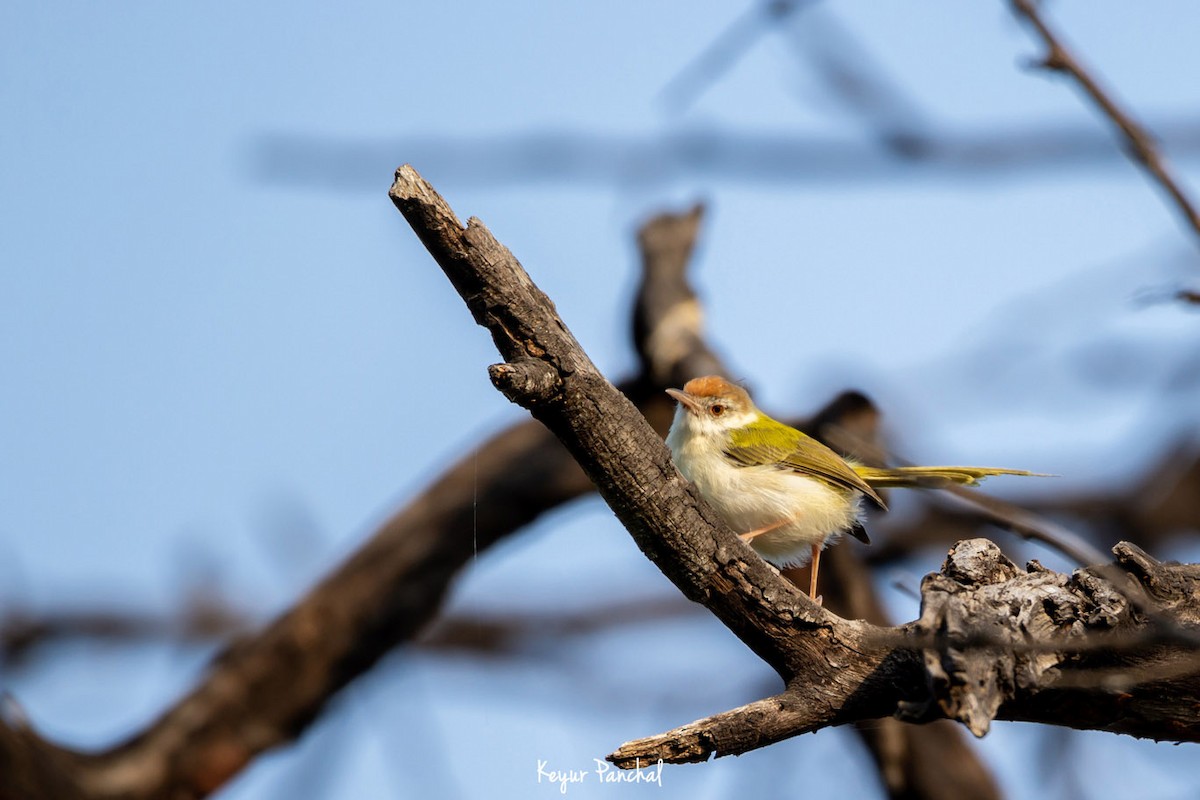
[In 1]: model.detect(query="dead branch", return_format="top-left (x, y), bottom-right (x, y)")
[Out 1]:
top-left (612, 539), bottom-right (1200, 766)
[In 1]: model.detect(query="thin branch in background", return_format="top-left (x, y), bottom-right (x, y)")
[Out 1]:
top-left (888, 574), bottom-right (922, 602)
top-left (657, 1), bottom-right (812, 111)
top-left (1010, 0), bottom-right (1200, 249)
top-left (658, 0), bottom-right (935, 158)
top-left (775, 7), bottom-right (933, 154)
top-left (937, 484), bottom-right (1108, 566)
top-left (0, 596), bottom-right (248, 668)
top-left (249, 116), bottom-right (1200, 191)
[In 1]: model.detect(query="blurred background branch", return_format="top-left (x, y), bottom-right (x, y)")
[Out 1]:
top-left (248, 119), bottom-right (1200, 190)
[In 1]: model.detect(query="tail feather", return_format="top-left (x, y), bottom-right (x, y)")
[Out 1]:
top-left (854, 465), bottom-right (1045, 489)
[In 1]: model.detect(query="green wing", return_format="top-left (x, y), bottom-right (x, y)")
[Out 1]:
top-left (725, 416), bottom-right (886, 509)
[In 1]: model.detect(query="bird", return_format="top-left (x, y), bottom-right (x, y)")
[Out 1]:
top-left (665, 375), bottom-right (1039, 602)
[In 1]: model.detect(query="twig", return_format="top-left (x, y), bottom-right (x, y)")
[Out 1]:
top-left (1010, 0), bottom-right (1200, 247)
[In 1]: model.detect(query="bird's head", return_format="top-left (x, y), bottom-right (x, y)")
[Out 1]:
top-left (666, 376), bottom-right (760, 437)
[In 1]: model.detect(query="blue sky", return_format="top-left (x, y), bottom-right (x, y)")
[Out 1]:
top-left (3, 2), bottom-right (1200, 798)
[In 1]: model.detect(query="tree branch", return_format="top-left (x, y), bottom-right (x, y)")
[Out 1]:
top-left (611, 539), bottom-right (1200, 766)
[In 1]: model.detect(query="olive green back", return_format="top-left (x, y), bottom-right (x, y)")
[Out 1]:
top-left (725, 415), bottom-right (886, 509)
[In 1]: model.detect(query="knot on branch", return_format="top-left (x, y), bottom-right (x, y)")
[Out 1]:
top-left (904, 540), bottom-right (1200, 742)
top-left (915, 539), bottom-right (1094, 737)
top-left (488, 359), bottom-right (563, 407)
top-left (1113, 542), bottom-right (1200, 612)
top-left (939, 538), bottom-right (1022, 587)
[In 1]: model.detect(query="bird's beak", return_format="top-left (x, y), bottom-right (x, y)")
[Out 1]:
top-left (666, 387), bottom-right (703, 415)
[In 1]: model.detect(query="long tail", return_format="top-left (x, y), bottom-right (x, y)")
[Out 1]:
top-left (853, 465), bottom-right (1044, 489)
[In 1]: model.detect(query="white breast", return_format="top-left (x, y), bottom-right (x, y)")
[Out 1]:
top-left (666, 410), bottom-right (863, 567)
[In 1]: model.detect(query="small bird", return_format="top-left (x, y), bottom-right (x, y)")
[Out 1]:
top-left (665, 375), bottom-right (1038, 602)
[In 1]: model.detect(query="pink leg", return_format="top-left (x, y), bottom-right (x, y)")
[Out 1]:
top-left (809, 544), bottom-right (822, 604)
top-left (738, 519), bottom-right (788, 543)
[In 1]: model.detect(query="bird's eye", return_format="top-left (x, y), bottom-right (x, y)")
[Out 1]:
top-left (710, 404), bottom-right (725, 417)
